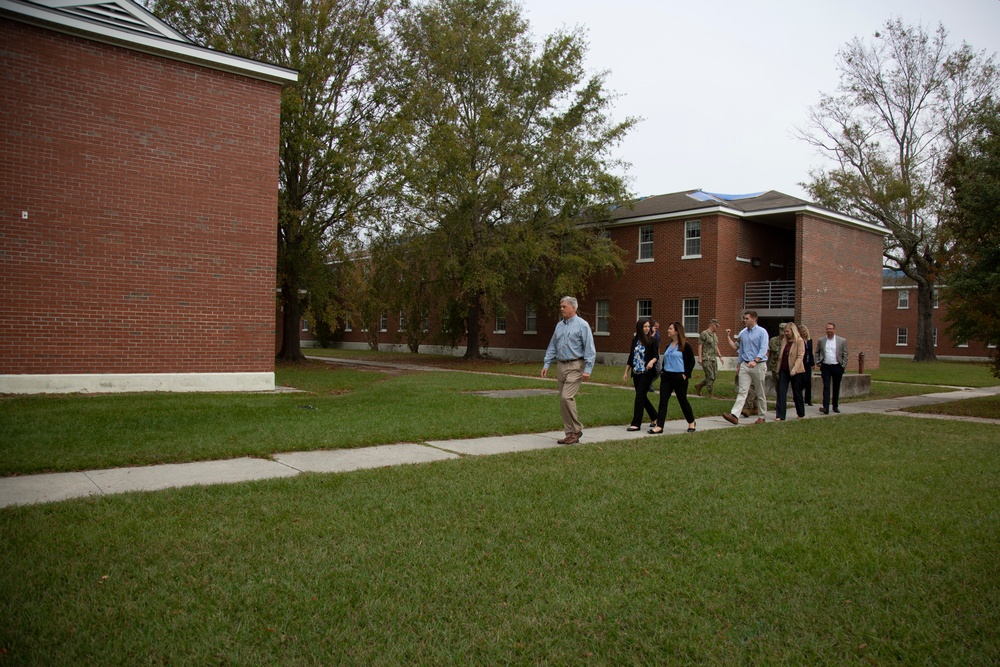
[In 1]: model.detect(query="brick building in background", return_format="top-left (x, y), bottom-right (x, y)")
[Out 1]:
top-left (334, 190), bottom-right (889, 372)
top-left (1, 0), bottom-right (296, 393)
top-left (881, 272), bottom-right (994, 361)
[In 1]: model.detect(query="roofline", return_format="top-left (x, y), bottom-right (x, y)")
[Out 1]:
top-left (1, 0), bottom-right (298, 85)
top-left (605, 202), bottom-right (890, 236)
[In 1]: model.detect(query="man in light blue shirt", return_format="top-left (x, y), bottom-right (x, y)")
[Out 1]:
top-left (722, 310), bottom-right (769, 424)
top-left (541, 296), bottom-right (597, 444)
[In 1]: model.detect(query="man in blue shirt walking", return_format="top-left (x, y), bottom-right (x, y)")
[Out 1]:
top-left (542, 296), bottom-right (597, 445)
top-left (722, 310), bottom-right (769, 425)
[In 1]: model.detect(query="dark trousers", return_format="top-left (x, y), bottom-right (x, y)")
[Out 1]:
top-left (776, 370), bottom-right (805, 419)
top-left (803, 366), bottom-right (813, 404)
top-left (657, 371), bottom-right (695, 426)
top-left (820, 363), bottom-right (845, 410)
top-left (631, 371), bottom-right (657, 427)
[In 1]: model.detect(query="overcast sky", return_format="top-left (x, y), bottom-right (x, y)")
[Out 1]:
top-left (522, 0), bottom-right (1000, 200)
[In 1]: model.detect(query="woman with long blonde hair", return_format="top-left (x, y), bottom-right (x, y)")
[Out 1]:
top-left (776, 321), bottom-right (806, 420)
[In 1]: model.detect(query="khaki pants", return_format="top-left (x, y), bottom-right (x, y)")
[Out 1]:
top-left (731, 361), bottom-right (767, 418)
top-left (557, 359), bottom-right (585, 435)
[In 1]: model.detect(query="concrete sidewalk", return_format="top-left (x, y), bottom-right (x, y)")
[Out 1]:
top-left (2, 382), bottom-right (997, 509)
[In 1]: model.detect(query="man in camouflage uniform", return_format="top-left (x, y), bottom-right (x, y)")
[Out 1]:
top-left (767, 322), bottom-right (786, 394)
top-left (695, 318), bottom-right (722, 397)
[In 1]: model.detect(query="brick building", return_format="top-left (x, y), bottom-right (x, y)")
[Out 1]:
top-left (881, 272), bottom-right (994, 361)
top-left (334, 190), bottom-right (889, 371)
top-left (1, 0), bottom-right (296, 393)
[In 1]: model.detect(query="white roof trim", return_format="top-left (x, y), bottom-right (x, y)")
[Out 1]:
top-left (604, 203), bottom-right (890, 236)
top-left (1, 0), bottom-right (297, 84)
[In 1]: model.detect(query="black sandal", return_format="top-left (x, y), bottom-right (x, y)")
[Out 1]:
top-left (627, 426), bottom-right (640, 431)
top-left (648, 427), bottom-right (663, 434)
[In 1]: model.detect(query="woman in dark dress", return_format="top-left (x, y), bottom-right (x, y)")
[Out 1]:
top-left (650, 322), bottom-right (697, 433)
top-left (623, 318), bottom-right (659, 431)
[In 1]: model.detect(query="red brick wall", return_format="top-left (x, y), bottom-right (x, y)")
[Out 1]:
top-left (0, 20), bottom-right (280, 375)
top-left (797, 214), bottom-right (883, 371)
top-left (880, 286), bottom-right (993, 358)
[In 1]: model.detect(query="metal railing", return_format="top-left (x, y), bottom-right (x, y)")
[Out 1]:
top-left (744, 280), bottom-right (795, 309)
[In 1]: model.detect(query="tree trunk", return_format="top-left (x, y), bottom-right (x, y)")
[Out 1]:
top-left (276, 281), bottom-right (306, 362)
top-left (913, 279), bottom-right (937, 362)
top-left (463, 293), bottom-right (484, 359)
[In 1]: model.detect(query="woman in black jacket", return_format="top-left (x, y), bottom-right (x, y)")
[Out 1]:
top-left (623, 318), bottom-right (659, 431)
top-left (651, 321), bottom-right (697, 433)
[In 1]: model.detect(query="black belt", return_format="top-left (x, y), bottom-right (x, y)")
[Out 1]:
top-left (559, 358), bottom-right (583, 362)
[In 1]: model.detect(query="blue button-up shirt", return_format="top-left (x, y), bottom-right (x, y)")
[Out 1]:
top-left (736, 324), bottom-right (769, 364)
top-left (543, 315), bottom-right (597, 375)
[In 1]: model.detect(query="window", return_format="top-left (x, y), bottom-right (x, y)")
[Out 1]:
top-left (684, 220), bottom-right (701, 257)
top-left (380, 313), bottom-right (388, 332)
top-left (897, 290), bottom-right (909, 309)
top-left (421, 310), bottom-right (430, 332)
top-left (494, 315), bottom-right (506, 334)
top-left (956, 340), bottom-right (969, 348)
top-left (683, 298), bottom-right (700, 334)
top-left (637, 299), bottom-right (652, 319)
top-left (933, 288), bottom-right (939, 309)
top-left (596, 300), bottom-right (611, 334)
top-left (344, 318), bottom-right (352, 332)
top-left (301, 318), bottom-right (309, 332)
top-left (896, 327), bottom-right (908, 346)
top-left (525, 305), bottom-right (537, 333)
top-left (399, 311), bottom-right (407, 330)
top-left (638, 225), bottom-right (653, 261)
top-left (933, 328), bottom-right (938, 347)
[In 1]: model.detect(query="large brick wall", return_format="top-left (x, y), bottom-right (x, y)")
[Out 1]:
top-left (0, 20), bottom-right (280, 377)
top-left (797, 213), bottom-right (884, 371)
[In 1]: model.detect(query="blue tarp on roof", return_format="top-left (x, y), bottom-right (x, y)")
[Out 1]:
top-left (688, 190), bottom-right (766, 203)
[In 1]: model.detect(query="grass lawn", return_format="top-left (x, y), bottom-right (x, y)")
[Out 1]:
top-left (2, 416), bottom-right (998, 665)
top-left (870, 357), bottom-right (1000, 387)
top-left (1, 362), bottom-right (737, 476)
top-left (905, 394), bottom-right (1000, 419)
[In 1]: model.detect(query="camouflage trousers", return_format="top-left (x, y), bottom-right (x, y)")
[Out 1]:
top-left (701, 357), bottom-right (718, 393)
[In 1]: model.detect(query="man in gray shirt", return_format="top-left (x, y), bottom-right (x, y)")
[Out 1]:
top-left (542, 296), bottom-right (596, 445)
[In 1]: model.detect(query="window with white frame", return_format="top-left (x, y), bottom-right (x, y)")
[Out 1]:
top-left (495, 315), bottom-right (506, 334)
top-left (684, 220), bottom-right (701, 257)
top-left (933, 288), bottom-right (939, 309)
top-left (344, 318), bottom-right (352, 332)
top-left (525, 305), bottom-right (537, 333)
top-left (380, 313), bottom-right (388, 332)
top-left (933, 328), bottom-right (938, 347)
top-left (637, 299), bottom-right (652, 319)
top-left (638, 225), bottom-right (654, 261)
top-left (421, 310), bottom-right (430, 332)
top-left (683, 298), bottom-right (700, 334)
top-left (956, 340), bottom-right (969, 348)
top-left (897, 290), bottom-right (909, 309)
top-left (399, 311), bottom-right (407, 330)
top-left (301, 318), bottom-right (309, 332)
top-left (896, 327), bottom-right (908, 346)
top-left (596, 300), bottom-right (611, 334)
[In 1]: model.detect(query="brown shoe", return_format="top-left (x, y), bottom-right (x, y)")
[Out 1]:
top-left (694, 382), bottom-right (703, 396)
top-left (754, 418), bottom-right (765, 425)
top-left (557, 433), bottom-right (580, 445)
top-left (722, 413), bottom-right (739, 425)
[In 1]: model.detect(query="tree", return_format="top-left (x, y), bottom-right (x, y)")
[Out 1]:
top-left (943, 103), bottom-right (1000, 376)
top-left (146, 0), bottom-right (401, 360)
top-left (391, 0), bottom-right (635, 359)
top-left (799, 19), bottom-right (998, 361)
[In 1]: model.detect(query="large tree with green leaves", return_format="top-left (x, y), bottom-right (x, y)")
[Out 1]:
top-left (147, 0), bottom-right (400, 360)
top-left (943, 103), bottom-right (1000, 376)
top-left (391, 0), bottom-right (635, 359)
top-left (799, 19), bottom-right (998, 362)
